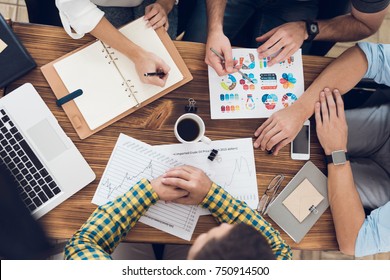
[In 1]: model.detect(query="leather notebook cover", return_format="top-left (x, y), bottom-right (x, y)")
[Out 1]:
top-left (0, 14), bottom-right (36, 88)
top-left (41, 19), bottom-right (192, 139)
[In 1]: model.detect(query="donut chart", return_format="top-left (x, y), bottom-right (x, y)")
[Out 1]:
top-left (240, 53), bottom-right (256, 69)
top-left (220, 74), bottom-right (237, 91)
top-left (282, 92), bottom-right (298, 107)
top-left (261, 93), bottom-right (278, 110)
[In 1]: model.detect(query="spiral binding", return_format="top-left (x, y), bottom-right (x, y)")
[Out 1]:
top-left (100, 41), bottom-right (140, 106)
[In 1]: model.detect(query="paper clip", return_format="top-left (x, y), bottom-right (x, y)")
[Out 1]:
top-left (309, 205), bottom-right (319, 214)
top-left (208, 149), bottom-right (221, 162)
top-left (185, 98), bottom-right (197, 113)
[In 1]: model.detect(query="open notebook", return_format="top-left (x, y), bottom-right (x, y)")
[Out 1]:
top-left (41, 18), bottom-right (192, 138)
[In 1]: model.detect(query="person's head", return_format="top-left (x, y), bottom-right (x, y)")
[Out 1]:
top-left (187, 223), bottom-right (275, 260)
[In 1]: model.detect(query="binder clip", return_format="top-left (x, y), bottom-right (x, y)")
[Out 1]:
top-left (208, 149), bottom-right (221, 162)
top-left (185, 98), bottom-right (197, 113)
top-left (309, 205), bottom-right (319, 214)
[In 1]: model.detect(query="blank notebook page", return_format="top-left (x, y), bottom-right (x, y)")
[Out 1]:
top-left (53, 18), bottom-right (183, 130)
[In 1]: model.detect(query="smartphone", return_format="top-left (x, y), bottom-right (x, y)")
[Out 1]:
top-left (291, 120), bottom-right (310, 160)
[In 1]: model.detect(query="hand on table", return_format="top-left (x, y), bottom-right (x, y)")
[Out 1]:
top-left (132, 49), bottom-right (170, 87)
top-left (315, 88), bottom-right (348, 155)
top-left (144, 2), bottom-right (171, 31)
top-left (162, 165), bottom-right (213, 205)
top-left (205, 31), bottom-right (238, 76)
top-left (150, 175), bottom-right (189, 201)
top-left (256, 21), bottom-right (307, 66)
top-left (253, 104), bottom-right (307, 155)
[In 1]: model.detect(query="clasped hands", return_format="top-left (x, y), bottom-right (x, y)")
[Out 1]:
top-left (150, 165), bottom-right (213, 204)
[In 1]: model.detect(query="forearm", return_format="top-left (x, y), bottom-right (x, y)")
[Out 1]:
top-left (328, 163), bottom-right (365, 255)
top-left (296, 45), bottom-right (368, 119)
top-left (316, 6), bottom-right (388, 42)
top-left (206, 0), bottom-right (227, 34)
top-left (200, 184), bottom-right (292, 260)
top-left (64, 179), bottom-right (158, 260)
top-left (90, 17), bottom-right (144, 61)
top-left (155, 0), bottom-right (175, 13)
top-left (316, 16), bottom-right (372, 42)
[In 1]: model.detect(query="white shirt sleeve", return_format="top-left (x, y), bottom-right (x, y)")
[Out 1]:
top-left (55, 0), bottom-right (105, 39)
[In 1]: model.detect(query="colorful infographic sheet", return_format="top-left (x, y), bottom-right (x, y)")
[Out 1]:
top-left (208, 48), bottom-right (304, 119)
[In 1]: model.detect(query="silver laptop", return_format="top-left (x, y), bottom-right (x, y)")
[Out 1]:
top-left (0, 83), bottom-right (95, 219)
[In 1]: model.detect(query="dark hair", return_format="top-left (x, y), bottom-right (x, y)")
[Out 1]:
top-left (193, 223), bottom-right (275, 260)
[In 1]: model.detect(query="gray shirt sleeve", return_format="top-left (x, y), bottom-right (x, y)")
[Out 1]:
top-left (352, 0), bottom-right (390, 13)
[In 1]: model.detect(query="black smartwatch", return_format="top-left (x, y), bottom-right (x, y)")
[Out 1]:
top-left (304, 20), bottom-right (319, 42)
top-left (325, 150), bottom-right (350, 166)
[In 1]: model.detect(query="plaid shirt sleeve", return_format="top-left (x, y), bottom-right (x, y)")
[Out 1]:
top-left (200, 183), bottom-right (292, 260)
top-left (64, 178), bottom-right (158, 260)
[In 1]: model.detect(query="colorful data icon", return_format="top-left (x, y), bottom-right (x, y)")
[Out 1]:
top-left (280, 73), bottom-right (297, 89)
top-left (240, 73), bottom-right (257, 90)
top-left (239, 53), bottom-right (256, 69)
top-left (220, 74), bottom-right (237, 91)
top-left (280, 55), bottom-right (294, 68)
top-left (260, 73), bottom-right (277, 90)
top-left (246, 94), bottom-right (256, 110)
top-left (259, 56), bottom-right (271, 69)
top-left (282, 92), bottom-right (298, 107)
top-left (261, 93), bottom-right (278, 110)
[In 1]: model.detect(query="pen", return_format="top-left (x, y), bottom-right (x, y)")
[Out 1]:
top-left (210, 47), bottom-right (254, 84)
top-left (144, 71), bottom-right (166, 77)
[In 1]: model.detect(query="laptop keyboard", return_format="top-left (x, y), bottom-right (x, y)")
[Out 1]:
top-left (0, 108), bottom-right (62, 212)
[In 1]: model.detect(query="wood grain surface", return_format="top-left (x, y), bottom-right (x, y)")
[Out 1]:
top-left (7, 22), bottom-right (337, 250)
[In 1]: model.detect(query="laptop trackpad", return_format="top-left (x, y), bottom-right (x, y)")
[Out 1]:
top-left (27, 119), bottom-right (68, 162)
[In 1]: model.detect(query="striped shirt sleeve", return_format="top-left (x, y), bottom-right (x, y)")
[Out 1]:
top-left (200, 183), bottom-right (292, 260)
top-left (64, 178), bottom-right (158, 260)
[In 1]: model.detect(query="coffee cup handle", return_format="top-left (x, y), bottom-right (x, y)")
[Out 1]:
top-left (200, 135), bottom-right (212, 145)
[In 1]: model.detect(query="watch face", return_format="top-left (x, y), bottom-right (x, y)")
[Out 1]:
top-left (332, 151), bottom-right (346, 165)
top-left (310, 24), bottom-right (318, 34)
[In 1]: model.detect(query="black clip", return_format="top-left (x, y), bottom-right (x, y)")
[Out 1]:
top-left (208, 149), bottom-right (219, 161)
top-left (309, 205), bottom-right (319, 214)
top-left (185, 98), bottom-right (197, 113)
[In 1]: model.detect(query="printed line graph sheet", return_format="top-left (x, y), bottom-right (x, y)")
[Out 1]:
top-left (92, 133), bottom-right (201, 241)
top-left (156, 138), bottom-right (259, 215)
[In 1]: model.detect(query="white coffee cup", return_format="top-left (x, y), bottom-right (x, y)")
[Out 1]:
top-left (174, 113), bottom-right (211, 144)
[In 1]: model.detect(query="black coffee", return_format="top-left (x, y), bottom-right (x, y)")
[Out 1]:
top-left (177, 118), bottom-right (200, 141)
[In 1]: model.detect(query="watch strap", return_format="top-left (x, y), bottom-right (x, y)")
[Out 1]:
top-left (304, 20), bottom-right (319, 42)
top-left (325, 152), bottom-right (350, 165)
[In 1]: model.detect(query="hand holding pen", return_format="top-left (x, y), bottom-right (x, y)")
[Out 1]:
top-left (205, 33), bottom-right (254, 83)
top-left (134, 49), bottom-right (170, 87)
top-left (210, 48), bottom-right (254, 84)
top-left (205, 33), bottom-right (237, 76)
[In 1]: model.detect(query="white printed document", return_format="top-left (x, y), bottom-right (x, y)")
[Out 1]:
top-left (157, 138), bottom-right (259, 215)
top-left (208, 48), bottom-right (304, 119)
top-left (92, 134), bottom-right (201, 241)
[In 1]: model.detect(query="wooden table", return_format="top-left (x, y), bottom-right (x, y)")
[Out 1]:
top-left (4, 22), bottom-right (337, 251)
